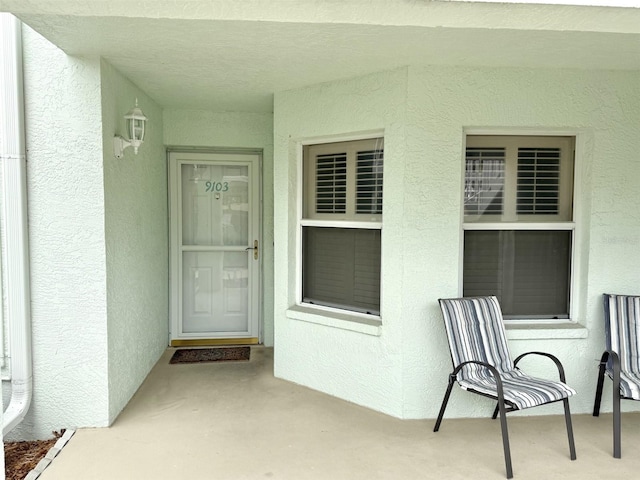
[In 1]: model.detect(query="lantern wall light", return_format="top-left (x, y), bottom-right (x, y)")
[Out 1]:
top-left (113, 99), bottom-right (147, 159)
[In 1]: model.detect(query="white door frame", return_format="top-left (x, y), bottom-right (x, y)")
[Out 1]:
top-left (168, 150), bottom-right (262, 345)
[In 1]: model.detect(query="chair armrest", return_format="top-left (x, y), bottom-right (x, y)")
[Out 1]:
top-left (513, 351), bottom-right (568, 383)
top-left (452, 361), bottom-right (515, 417)
top-left (598, 350), bottom-right (621, 387)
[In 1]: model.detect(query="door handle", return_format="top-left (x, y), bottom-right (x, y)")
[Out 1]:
top-left (245, 240), bottom-right (258, 260)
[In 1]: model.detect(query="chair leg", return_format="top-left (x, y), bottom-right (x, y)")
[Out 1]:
top-left (433, 375), bottom-right (456, 432)
top-left (562, 398), bottom-right (577, 460)
top-left (594, 351), bottom-right (622, 458)
top-left (496, 395), bottom-right (513, 479)
top-left (593, 355), bottom-right (607, 416)
top-left (611, 352), bottom-right (621, 458)
top-left (613, 386), bottom-right (621, 458)
top-left (492, 403), bottom-right (499, 420)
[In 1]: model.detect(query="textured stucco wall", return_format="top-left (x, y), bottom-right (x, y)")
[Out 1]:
top-left (8, 26), bottom-right (109, 439)
top-left (274, 65), bottom-right (640, 419)
top-left (101, 60), bottom-right (168, 423)
top-left (273, 69), bottom-right (409, 417)
top-left (163, 109), bottom-right (275, 346)
top-left (404, 65), bottom-right (640, 419)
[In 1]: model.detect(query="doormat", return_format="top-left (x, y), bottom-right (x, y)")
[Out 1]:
top-left (169, 346), bottom-right (251, 364)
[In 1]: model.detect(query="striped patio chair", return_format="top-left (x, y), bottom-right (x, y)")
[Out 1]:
top-left (593, 293), bottom-right (640, 458)
top-left (434, 296), bottom-right (577, 479)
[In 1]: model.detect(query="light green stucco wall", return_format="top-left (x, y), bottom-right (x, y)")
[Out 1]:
top-left (101, 60), bottom-right (169, 423)
top-left (163, 109), bottom-right (275, 346)
top-left (6, 30), bottom-right (170, 438)
top-left (274, 65), bottom-right (640, 419)
top-left (403, 65), bottom-right (639, 418)
top-left (8, 26), bottom-right (109, 440)
top-left (274, 69), bottom-right (409, 417)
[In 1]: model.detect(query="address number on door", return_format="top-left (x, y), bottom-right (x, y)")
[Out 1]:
top-left (205, 181), bottom-right (229, 192)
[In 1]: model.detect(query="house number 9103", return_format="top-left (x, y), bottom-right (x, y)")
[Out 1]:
top-left (205, 181), bottom-right (229, 192)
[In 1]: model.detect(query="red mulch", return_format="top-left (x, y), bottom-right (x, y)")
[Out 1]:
top-left (5, 431), bottom-right (63, 480)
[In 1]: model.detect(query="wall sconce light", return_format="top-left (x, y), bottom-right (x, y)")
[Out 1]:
top-left (113, 99), bottom-right (147, 159)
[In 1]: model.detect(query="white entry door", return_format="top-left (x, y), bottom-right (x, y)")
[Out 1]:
top-left (169, 151), bottom-right (261, 344)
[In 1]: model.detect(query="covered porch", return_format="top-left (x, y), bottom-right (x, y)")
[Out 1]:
top-left (1, 0), bottom-right (640, 456)
top-left (40, 347), bottom-right (640, 480)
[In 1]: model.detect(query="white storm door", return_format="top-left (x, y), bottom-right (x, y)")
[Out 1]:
top-left (169, 152), bottom-right (260, 341)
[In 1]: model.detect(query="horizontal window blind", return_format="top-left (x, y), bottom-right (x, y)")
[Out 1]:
top-left (463, 230), bottom-right (571, 318)
top-left (517, 148), bottom-right (560, 215)
top-left (302, 226), bottom-right (381, 314)
top-left (464, 148), bottom-right (505, 216)
top-left (315, 152), bottom-right (347, 214)
top-left (356, 149), bottom-right (384, 214)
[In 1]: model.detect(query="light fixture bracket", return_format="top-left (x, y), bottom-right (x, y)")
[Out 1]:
top-left (113, 136), bottom-right (131, 159)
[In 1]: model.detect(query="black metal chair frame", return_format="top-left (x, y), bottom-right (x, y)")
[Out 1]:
top-left (592, 350), bottom-right (624, 458)
top-left (434, 351), bottom-right (577, 479)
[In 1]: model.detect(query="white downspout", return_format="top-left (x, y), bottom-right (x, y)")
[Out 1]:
top-left (0, 13), bottom-right (33, 436)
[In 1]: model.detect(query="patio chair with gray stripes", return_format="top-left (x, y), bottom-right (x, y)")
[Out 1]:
top-left (434, 296), bottom-right (577, 479)
top-left (593, 293), bottom-right (640, 458)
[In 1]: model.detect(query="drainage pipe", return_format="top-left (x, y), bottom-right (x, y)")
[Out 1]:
top-left (0, 13), bottom-right (33, 436)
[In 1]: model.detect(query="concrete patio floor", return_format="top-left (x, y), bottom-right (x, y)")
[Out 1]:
top-left (40, 346), bottom-right (640, 480)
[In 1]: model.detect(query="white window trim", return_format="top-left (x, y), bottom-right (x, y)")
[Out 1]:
top-left (463, 222), bottom-right (575, 231)
top-left (300, 219), bottom-right (382, 230)
top-left (459, 127), bottom-right (586, 326)
top-left (286, 304), bottom-right (382, 336)
top-left (292, 130), bottom-right (385, 326)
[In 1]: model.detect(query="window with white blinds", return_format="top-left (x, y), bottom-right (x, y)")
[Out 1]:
top-left (301, 137), bottom-right (384, 316)
top-left (462, 134), bottom-right (576, 320)
top-left (304, 138), bottom-right (384, 221)
top-left (464, 135), bottom-right (573, 223)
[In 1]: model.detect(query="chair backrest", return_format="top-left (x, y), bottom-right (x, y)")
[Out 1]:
top-left (603, 293), bottom-right (640, 375)
top-left (439, 296), bottom-right (514, 383)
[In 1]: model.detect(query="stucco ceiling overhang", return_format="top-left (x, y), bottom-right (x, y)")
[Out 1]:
top-left (3, 0), bottom-right (640, 112)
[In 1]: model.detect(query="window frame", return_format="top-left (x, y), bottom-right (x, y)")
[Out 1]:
top-left (296, 131), bottom-right (385, 321)
top-left (460, 129), bottom-right (582, 325)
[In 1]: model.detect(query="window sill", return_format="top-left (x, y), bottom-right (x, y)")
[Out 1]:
top-left (286, 304), bottom-right (382, 336)
top-left (504, 320), bottom-right (588, 340)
